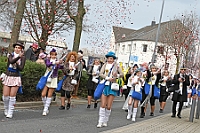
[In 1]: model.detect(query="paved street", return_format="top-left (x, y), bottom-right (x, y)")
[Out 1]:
top-left (0, 97), bottom-right (177, 133)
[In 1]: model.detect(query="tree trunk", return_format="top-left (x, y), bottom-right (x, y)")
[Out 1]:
top-left (175, 56), bottom-right (180, 74)
top-left (8, 0), bottom-right (27, 53)
top-left (67, 0), bottom-right (85, 52)
top-left (72, 21), bottom-right (82, 52)
top-left (39, 30), bottom-right (48, 49)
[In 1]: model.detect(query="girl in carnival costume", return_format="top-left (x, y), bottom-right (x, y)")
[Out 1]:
top-left (86, 58), bottom-right (101, 108)
top-left (97, 51), bottom-right (124, 128)
top-left (2, 43), bottom-right (26, 118)
top-left (145, 64), bottom-right (161, 116)
top-left (126, 68), bottom-right (144, 121)
top-left (159, 70), bottom-right (171, 113)
top-left (59, 51), bottom-right (79, 110)
top-left (41, 48), bottom-right (63, 116)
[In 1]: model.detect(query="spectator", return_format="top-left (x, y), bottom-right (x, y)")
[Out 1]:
top-left (171, 66), bottom-right (190, 118)
top-left (25, 43), bottom-right (38, 61)
top-left (78, 50), bottom-right (86, 69)
top-left (36, 53), bottom-right (46, 65)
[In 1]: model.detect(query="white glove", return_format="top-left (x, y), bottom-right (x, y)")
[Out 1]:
top-left (105, 76), bottom-right (110, 80)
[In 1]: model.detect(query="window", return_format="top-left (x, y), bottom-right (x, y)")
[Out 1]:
top-left (133, 43), bottom-right (136, 51)
top-left (157, 46), bottom-right (164, 54)
top-left (122, 45), bottom-right (125, 53)
top-left (143, 44), bottom-right (147, 52)
top-left (127, 44), bottom-right (131, 52)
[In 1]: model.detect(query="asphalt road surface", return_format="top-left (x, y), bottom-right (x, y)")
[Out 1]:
top-left (0, 97), bottom-right (186, 133)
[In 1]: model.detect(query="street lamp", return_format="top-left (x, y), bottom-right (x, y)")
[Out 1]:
top-left (151, 0), bottom-right (165, 63)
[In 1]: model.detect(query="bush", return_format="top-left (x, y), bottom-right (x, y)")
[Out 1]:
top-left (0, 56), bottom-right (46, 101)
top-left (0, 56), bottom-right (89, 101)
top-left (78, 70), bottom-right (89, 98)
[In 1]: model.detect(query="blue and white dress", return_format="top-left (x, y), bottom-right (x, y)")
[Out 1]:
top-left (129, 75), bottom-right (143, 96)
top-left (102, 63), bottom-right (118, 96)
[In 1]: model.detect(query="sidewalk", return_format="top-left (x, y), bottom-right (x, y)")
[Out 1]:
top-left (101, 108), bottom-right (200, 133)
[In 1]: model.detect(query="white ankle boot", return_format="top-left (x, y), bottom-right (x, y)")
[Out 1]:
top-left (42, 97), bottom-right (51, 116)
top-left (42, 96), bottom-right (47, 106)
top-left (2, 96), bottom-right (9, 116)
top-left (127, 105), bottom-right (132, 120)
top-left (103, 109), bottom-right (111, 127)
top-left (132, 108), bottom-right (137, 122)
top-left (6, 97), bottom-right (16, 118)
top-left (97, 107), bottom-right (105, 128)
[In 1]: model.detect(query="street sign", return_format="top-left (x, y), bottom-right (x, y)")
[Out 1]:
top-left (130, 55), bottom-right (138, 62)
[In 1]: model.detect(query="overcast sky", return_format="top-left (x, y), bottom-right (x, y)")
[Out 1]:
top-left (27, 0), bottom-right (200, 53)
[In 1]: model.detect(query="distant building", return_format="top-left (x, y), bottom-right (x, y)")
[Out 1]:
top-left (0, 31), bottom-right (67, 50)
top-left (110, 20), bottom-right (192, 75)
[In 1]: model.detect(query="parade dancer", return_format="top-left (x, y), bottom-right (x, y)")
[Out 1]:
top-left (141, 64), bottom-right (161, 116)
top-left (159, 70), bottom-right (171, 113)
top-left (97, 51), bottom-right (123, 128)
top-left (86, 58), bottom-right (101, 109)
top-left (187, 75), bottom-right (194, 106)
top-left (122, 64), bottom-right (139, 112)
top-left (2, 43), bottom-right (26, 118)
top-left (41, 48), bottom-right (63, 116)
top-left (126, 69), bottom-right (144, 122)
top-left (59, 52), bottom-right (79, 110)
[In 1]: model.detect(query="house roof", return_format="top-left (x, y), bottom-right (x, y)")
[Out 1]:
top-left (112, 26), bottom-right (136, 42)
top-left (115, 19), bottom-right (183, 43)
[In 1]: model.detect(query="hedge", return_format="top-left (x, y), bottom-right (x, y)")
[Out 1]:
top-left (0, 56), bottom-right (89, 102)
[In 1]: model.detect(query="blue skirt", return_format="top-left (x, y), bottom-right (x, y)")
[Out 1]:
top-left (129, 90), bottom-right (133, 96)
top-left (103, 85), bottom-right (117, 96)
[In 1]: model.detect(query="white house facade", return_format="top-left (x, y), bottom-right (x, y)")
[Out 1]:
top-left (110, 21), bottom-right (183, 75)
top-left (112, 40), bottom-right (177, 75)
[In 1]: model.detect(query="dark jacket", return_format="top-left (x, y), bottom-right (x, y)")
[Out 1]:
top-left (6, 53), bottom-right (26, 77)
top-left (146, 70), bottom-right (161, 87)
top-left (86, 65), bottom-right (101, 90)
top-left (172, 73), bottom-right (190, 102)
top-left (159, 76), bottom-right (172, 95)
top-left (25, 48), bottom-right (36, 61)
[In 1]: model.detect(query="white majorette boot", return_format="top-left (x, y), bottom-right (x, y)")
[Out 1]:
top-left (127, 105), bottom-right (132, 120)
top-left (42, 96), bottom-right (47, 106)
top-left (2, 96), bottom-right (9, 116)
top-left (42, 97), bottom-right (51, 116)
top-left (103, 109), bottom-right (111, 127)
top-left (97, 107), bottom-right (105, 128)
top-left (6, 97), bottom-right (16, 118)
top-left (132, 108), bottom-right (138, 122)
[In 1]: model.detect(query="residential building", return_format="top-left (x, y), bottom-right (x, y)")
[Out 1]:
top-left (110, 20), bottom-right (189, 75)
top-left (0, 31), bottom-right (67, 49)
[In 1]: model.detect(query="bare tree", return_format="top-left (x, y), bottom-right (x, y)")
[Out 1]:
top-left (23, 0), bottom-right (74, 49)
top-left (0, 1), bottom-right (17, 30)
top-left (9, 0), bottom-right (27, 53)
top-left (160, 12), bottom-right (200, 74)
top-left (66, 0), bottom-right (86, 52)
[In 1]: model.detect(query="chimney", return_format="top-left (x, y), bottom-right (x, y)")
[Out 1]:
top-left (151, 21), bottom-right (156, 26)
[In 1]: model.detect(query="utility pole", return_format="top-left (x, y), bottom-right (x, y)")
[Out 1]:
top-left (151, 0), bottom-right (165, 63)
top-left (128, 42), bottom-right (133, 67)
